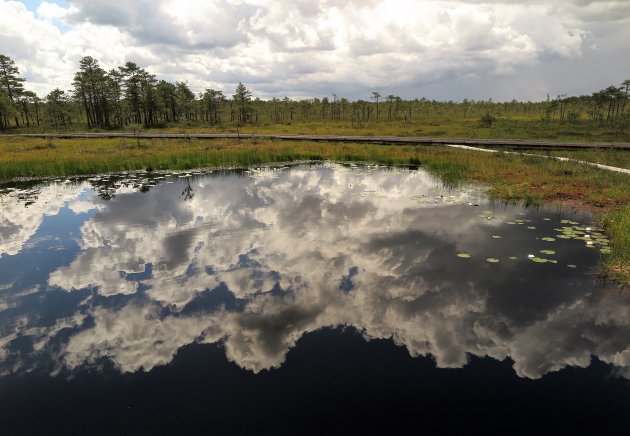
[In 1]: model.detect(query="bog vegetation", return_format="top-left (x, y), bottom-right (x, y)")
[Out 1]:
top-left (0, 54), bottom-right (629, 141)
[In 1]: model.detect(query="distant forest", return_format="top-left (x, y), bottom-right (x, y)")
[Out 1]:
top-left (1, 54), bottom-right (629, 132)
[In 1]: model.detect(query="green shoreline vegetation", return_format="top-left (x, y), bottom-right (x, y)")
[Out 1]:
top-left (0, 53), bottom-right (629, 283)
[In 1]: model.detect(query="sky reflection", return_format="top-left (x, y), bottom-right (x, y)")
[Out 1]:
top-left (0, 165), bottom-right (627, 379)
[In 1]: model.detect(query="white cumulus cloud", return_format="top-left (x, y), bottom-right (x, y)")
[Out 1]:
top-left (1, 0), bottom-right (628, 101)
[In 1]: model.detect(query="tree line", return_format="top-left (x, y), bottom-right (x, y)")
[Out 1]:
top-left (1, 53), bottom-right (629, 131)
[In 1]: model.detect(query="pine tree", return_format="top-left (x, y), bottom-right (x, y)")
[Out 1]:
top-left (0, 54), bottom-right (26, 126)
top-left (233, 82), bottom-right (252, 123)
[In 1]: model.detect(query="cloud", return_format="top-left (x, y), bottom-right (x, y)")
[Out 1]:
top-left (0, 182), bottom-right (89, 257)
top-left (67, 0), bottom-right (254, 49)
top-left (1, 0), bottom-right (628, 100)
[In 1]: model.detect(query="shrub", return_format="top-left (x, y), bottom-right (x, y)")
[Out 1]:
top-left (480, 113), bottom-right (496, 127)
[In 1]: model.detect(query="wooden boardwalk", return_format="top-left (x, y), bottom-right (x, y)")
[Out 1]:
top-left (7, 133), bottom-right (630, 150)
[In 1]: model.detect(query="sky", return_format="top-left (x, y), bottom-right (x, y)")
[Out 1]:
top-left (0, 0), bottom-right (629, 101)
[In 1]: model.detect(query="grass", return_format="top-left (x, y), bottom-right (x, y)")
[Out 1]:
top-left (0, 135), bottom-right (629, 284)
top-left (0, 136), bottom-right (420, 179)
top-left (9, 116), bottom-right (630, 144)
top-left (216, 118), bottom-right (630, 143)
top-left (544, 148), bottom-right (630, 170)
top-left (601, 205), bottom-right (630, 282)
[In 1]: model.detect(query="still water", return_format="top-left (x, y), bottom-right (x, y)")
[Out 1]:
top-left (0, 164), bottom-right (628, 433)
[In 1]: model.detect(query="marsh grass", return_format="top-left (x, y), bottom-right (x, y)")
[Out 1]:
top-left (9, 115), bottom-right (630, 143)
top-left (545, 148), bottom-right (630, 170)
top-left (601, 205), bottom-right (630, 283)
top-left (145, 117), bottom-right (630, 143)
top-left (1, 135), bottom-right (629, 283)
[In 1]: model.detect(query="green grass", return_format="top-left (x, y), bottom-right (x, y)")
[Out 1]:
top-left (544, 148), bottom-right (630, 170)
top-left (602, 205), bottom-right (630, 283)
top-left (1, 135), bottom-right (628, 284)
top-left (0, 137), bottom-right (419, 179)
top-left (145, 118), bottom-right (630, 143)
top-left (8, 116), bottom-right (630, 143)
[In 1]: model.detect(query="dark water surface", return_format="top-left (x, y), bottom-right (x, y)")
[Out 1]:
top-left (0, 164), bottom-right (628, 434)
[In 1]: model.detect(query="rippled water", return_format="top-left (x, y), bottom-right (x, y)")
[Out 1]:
top-left (0, 164), bottom-right (628, 433)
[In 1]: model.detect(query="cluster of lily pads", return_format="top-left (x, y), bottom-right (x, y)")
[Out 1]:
top-left (456, 252), bottom-right (564, 264)
top-left (552, 220), bottom-right (611, 254)
top-left (455, 213), bottom-right (611, 267)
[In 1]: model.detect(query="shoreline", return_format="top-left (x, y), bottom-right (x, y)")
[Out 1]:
top-left (0, 138), bottom-right (628, 284)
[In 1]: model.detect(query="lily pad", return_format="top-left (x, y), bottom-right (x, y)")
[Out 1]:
top-left (600, 248), bottom-right (612, 255)
top-left (540, 250), bottom-right (556, 255)
top-left (527, 226), bottom-right (536, 230)
top-left (457, 253), bottom-right (471, 258)
top-left (530, 257), bottom-right (548, 263)
top-left (486, 258), bottom-right (500, 263)
top-left (541, 237), bottom-right (556, 242)
top-left (491, 235), bottom-right (503, 239)
top-left (567, 264), bottom-right (577, 269)
top-left (509, 256), bottom-right (518, 260)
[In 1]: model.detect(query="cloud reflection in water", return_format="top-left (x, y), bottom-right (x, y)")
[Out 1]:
top-left (0, 164), bottom-right (628, 380)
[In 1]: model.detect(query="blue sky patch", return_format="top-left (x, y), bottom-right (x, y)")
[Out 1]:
top-left (20, 0), bottom-right (69, 11)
